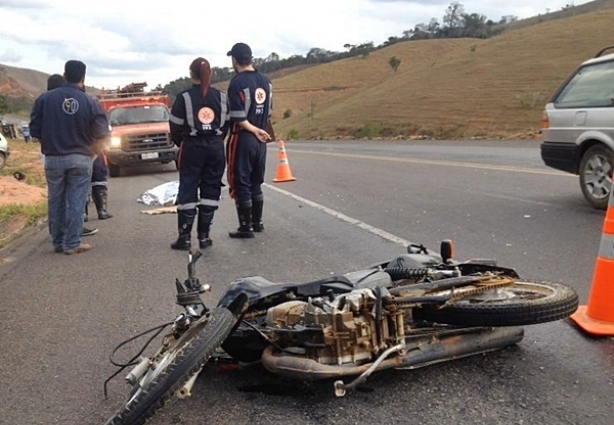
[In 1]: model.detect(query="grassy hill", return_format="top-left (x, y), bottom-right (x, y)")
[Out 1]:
top-left (270, 7), bottom-right (614, 139)
top-left (2, 1), bottom-right (614, 137)
top-left (0, 64), bottom-right (49, 97)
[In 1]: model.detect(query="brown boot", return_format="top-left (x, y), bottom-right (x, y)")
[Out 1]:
top-left (64, 243), bottom-right (92, 255)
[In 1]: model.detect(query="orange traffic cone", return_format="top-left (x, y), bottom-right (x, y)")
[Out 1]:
top-left (272, 140), bottom-right (296, 183)
top-left (570, 188), bottom-right (614, 336)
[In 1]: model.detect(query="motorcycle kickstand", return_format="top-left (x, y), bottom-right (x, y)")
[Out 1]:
top-left (334, 343), bottom-right (405, 397)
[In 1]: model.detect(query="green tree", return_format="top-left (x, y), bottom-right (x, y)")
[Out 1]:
top-left (0, 94), bottom-right (8, 117)
top-left (443, 2), bottom-right (465, 37)
top-left (388, 56), bottom-right (401, 72)
top-left (461, 13), bottom-right (489, 38)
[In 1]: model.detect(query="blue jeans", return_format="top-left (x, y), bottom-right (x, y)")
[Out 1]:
top-left (44, 154), bottom-right (93, 250)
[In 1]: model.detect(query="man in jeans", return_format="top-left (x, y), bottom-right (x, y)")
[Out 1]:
top-left (45, 73), bottom-right (99, 237)
top-left (30, 60), bottom-right (110, 255)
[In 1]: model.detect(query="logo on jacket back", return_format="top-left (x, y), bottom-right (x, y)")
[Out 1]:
top-left (198, 107), bottom-right (215, 130)
top-left (255, 88), bottom-right (266, 115)
top-left (62, 98), bottom-right (79, 115)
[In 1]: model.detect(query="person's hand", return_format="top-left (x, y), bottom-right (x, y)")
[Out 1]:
top-left (253, 128), bottom-right (271, 143)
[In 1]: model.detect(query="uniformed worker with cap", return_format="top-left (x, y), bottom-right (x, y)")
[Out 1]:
top-left (169, 57), bottom-right (230, 250)
top-left (226, 42), bottom-right (273, 238)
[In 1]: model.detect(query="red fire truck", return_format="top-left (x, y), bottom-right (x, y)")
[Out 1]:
top-left (97, 82), bottom-right (178, 177)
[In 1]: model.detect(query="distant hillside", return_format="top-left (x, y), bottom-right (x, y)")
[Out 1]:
top-left (271, 8), bottom-right (614, 139)
top-left (2, 0), bottom-right (614, 136)
top-left (0, 64), bottom-right (99, 118)
top-left (0, 64), bottom-right (48, 98)
top-left (495, 0), bottom-right (614, 33)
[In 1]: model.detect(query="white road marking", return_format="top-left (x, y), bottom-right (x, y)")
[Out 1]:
top-left (263, 183), bottom-right (410, 246)
top-left (289, 149), bottom-right (573, 177)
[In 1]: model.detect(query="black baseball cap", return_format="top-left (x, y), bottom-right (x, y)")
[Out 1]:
top-left (227, 42), bottom-right (253, 60)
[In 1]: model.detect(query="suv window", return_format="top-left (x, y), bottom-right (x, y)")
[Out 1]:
top-left (554, 60), bottom-right (614, 108)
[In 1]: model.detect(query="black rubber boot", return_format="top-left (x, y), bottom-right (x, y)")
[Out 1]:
top-left (84, 197), bottom-right (89, 223)
top-left (171, 209), bottom-right (196, 250)
top-left (251, 198), bottom-right (264, 232)
top-left (92, 186), bottom-right (113, 220)
top-left (229, 202), bottom-right (254, 239)
top-left (197, 205), bottom-right (216, 249)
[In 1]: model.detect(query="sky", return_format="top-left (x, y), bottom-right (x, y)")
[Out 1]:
top-left (0, 0), bottom-right (593, 89)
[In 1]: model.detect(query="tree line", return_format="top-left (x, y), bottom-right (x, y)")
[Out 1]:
top-left (0, 2), bottom-right (575, 114)
top-left (156, 2), bottom-right (524, 102)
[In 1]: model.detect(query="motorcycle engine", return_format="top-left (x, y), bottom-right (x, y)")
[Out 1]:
top-left (266, 289), bottom-right (394, 366)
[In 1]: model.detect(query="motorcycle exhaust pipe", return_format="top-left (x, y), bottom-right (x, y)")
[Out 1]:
top-left (261, 327), bottom-right (524, 396)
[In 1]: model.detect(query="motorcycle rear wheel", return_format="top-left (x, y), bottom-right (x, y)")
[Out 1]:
top-left (419, 281), bottom-right (578, 327)
top-left (104, 307), bottom-right (236, 425)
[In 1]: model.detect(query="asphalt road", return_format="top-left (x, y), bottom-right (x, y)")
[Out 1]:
top-left (0, 139), bottom-right (612, 425)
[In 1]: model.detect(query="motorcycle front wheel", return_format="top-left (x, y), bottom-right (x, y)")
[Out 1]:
top-left (104, 307), bottom-right (237, 425)
top-left (418, 281), bottom-right (579, 327)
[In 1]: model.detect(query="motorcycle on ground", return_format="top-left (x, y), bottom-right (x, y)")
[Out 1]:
top-left (103, 240), bottom-right (579, 425)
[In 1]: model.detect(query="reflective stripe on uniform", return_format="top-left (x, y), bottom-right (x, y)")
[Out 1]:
top-left (170, 114), bottom-right (185, 125)
top-left (217, 92), bottom-right (228, 136)
top-left (182, 92), bottom-right (198, 136)
top-left (242, 87), bottom-right (251, 117)
top-left (91, 182), bottom-right (107, 187)
top-left (199, 198), bottom-right (219, 207)
top-left (220, 92), bottom-right (228, 125)
top-left (267, 82), bottom-right (273, 119)
top-left (229, 110), bottom-right (246, 119)
top-left (598, 233), bottom-right (614, 259)
top-left (177, 202), bottom-right (199, 210)
top-left (229, 88), bottom-right (250, 119)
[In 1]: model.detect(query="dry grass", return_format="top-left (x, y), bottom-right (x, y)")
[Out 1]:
top-left (272, 8), bottom-right (614, 139)
top-left (0, 139), bottom-right (46, 187)
top-left (0, 140), bottom-right (47, 249)
top-left (3, 2), bottom-right (614, 140)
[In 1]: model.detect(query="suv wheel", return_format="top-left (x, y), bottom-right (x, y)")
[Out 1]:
top-left (579, 145), bottom-right (614, 210)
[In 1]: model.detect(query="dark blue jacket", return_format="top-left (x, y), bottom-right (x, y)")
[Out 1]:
top-left (30, 83), bottom-right (110, 156)
top-left (169, 84), bottom-right (230, 146)
top-left (228, 70), bottom-right (272, 131)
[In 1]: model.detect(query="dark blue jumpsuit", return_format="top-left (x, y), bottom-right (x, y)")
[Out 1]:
top-left (89, 152), bottom-right (112, 219)
top-left (169, 84), bottom-right (229, 247)
top-left (226, 70), bottom-right (273, 232)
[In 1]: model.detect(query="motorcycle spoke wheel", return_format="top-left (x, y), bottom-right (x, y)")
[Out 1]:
top-left (104, 307), bottom-right (237, 425)
top-left (419, 281), bottom-right (579, 327)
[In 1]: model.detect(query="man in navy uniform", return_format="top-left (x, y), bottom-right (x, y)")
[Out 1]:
top-left (169, 57), bottom-right (229, 250)
top-left (226, 42), bottom-right (273, 238)
top-left (90, 153), bottom-right (113, 220)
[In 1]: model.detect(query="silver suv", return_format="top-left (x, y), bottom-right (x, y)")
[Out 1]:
top-left (540, 45), bottom-right (614, 210)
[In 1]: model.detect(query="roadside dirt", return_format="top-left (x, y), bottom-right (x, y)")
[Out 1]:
top-left (0, 176), bottom-right (47, 206)
top-left (0, 143), bottom-right (47, 251)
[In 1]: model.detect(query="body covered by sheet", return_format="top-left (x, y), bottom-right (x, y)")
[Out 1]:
top-left (137, 181), bottom-right (179, 206)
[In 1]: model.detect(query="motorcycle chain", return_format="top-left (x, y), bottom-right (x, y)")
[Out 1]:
top-left (393, 277), bottom-right (515, 309)
top-left (448, 277), bottom-right (515, 302)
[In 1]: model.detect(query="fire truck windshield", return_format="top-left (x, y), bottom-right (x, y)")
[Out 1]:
top-left (109, 105), bottom-right (169, 126)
